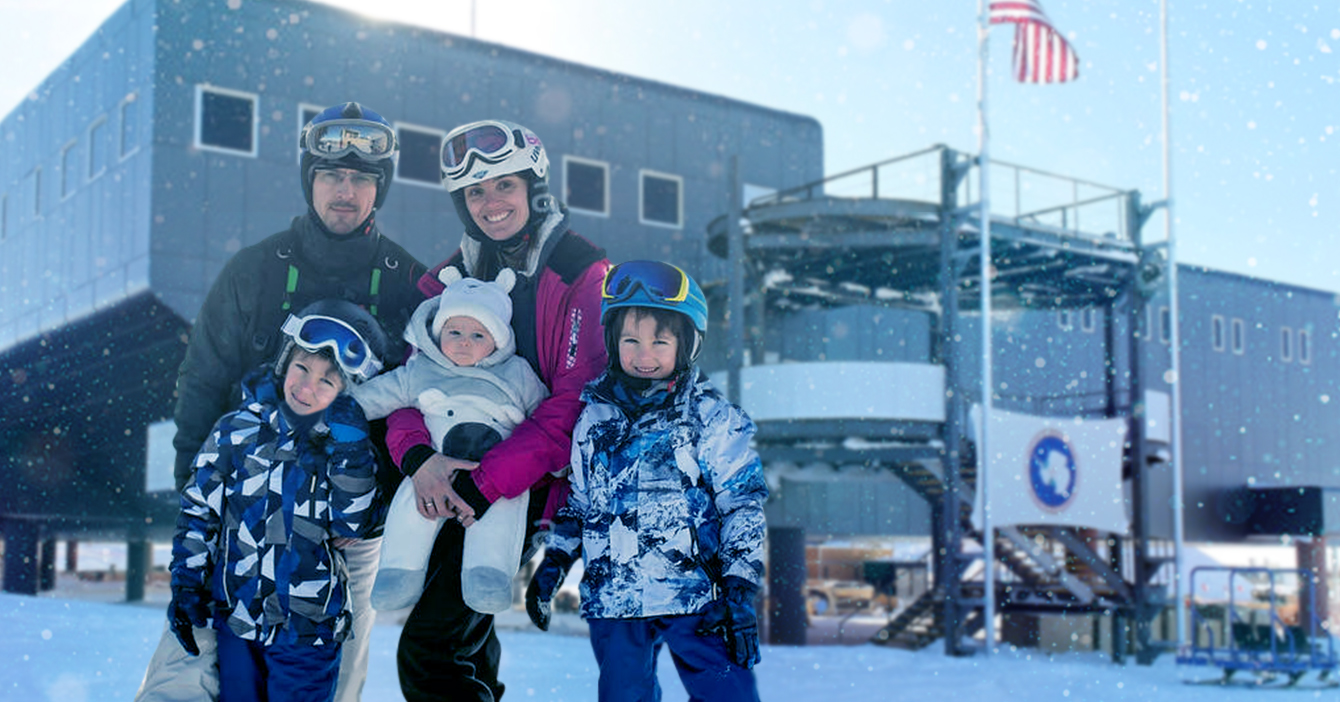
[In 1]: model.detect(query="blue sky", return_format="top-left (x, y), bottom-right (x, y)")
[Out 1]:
top-left (3, 0), bottom-right (1336, 293)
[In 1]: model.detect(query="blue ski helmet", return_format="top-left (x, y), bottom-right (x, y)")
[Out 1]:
top-left (275, 299), bottom-right (389, 386)
top-left (299, 102), bottom-right (399, 211)
top-left (600, 260), bottom-right (708, 365)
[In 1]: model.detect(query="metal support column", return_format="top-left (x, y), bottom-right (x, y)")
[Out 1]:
top-left (938, 147), bottom-right (971, 656)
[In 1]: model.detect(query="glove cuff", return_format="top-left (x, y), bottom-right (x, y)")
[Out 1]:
top-left (400, 444), bottom-right (437, 477)
top-left (452, 471), bottom-right (492, 516)
top-left (543, 547), bottom-right (576, 573)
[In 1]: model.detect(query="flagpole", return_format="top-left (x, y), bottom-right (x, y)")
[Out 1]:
top-left (1161, 0), bottom-right (1188, 652)
top-left (977, 0), bottom-right (996, 655)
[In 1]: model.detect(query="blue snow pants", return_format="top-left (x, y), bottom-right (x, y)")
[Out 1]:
top-left (216, 626), bottom-right (341, 702)
top-left (587, 615), bottom-right (760, 702)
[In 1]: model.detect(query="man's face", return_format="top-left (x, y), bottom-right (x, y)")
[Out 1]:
top-left (312, 167), bottom-right (378, 234)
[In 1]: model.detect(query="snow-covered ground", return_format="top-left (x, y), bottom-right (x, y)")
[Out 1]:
top-left (2, 578), bottom-right (1336, 701)
top-left (3, 540), bottom-right (1334, 701)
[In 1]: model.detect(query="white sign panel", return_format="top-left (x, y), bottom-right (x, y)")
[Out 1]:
top-left (971, 407), bottom-right (1130, 535)
top-left (145, 419), bottom-right (177, 493)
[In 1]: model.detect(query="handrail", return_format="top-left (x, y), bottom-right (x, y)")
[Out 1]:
top-left (743, 144), bottom-right (1132, 243)
top-left (755, 144), bottom-right (951, 206)
top-left (1015, 191), bottom-right (1130, 223)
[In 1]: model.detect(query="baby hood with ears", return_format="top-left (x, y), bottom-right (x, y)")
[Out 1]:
top-left (432, 267), bottom-right (517, 353)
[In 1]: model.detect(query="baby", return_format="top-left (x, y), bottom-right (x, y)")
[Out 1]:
top-left (353, 268), bottom-right (547, 612)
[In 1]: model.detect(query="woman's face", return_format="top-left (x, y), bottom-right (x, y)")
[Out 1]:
top-left (463, 174), bottom-right (530, 242)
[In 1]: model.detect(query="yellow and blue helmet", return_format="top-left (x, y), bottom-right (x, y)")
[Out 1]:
top-left (600, 260), bottom-right (707, 366)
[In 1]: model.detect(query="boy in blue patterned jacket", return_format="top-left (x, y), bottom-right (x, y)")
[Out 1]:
top-left (525, 261), bottom-right (768, 702)
top-left (170, 299), bottom-right (387, 702)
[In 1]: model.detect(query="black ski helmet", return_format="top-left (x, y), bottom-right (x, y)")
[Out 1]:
top-left (274, 299), bottom-right (389, 387)
top-left (299, 102), bottom-right (399, 211)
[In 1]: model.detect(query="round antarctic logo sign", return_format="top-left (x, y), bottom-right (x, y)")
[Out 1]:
top-left (1028, 431), bottom-right (1078, 511)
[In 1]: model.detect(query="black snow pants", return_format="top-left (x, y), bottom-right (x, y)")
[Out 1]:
top-left (397, 519), bottom-right (504, 702)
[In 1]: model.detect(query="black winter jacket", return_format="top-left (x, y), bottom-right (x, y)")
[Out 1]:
top-left (171, 213), bottom-right (425, 491)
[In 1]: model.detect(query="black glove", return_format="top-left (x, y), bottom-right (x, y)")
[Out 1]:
top-left (525, 549), bottom-right (574, 631)
top-left (452, 470), bottom-right (493, 520)
top-left (696, 575), bottom-right (761, 669)
top-left (168, 587), bottom-right (210, 657)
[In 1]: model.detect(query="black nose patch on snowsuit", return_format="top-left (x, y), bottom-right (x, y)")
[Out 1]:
top-left (442, 422), bottom-right (503, 462)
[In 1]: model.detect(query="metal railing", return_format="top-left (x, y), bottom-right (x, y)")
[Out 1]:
top-left (749, 144), bottom-right (1134, 243)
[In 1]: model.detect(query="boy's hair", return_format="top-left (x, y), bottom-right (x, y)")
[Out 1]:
top-left (603, 305), bottom-right (696, 372)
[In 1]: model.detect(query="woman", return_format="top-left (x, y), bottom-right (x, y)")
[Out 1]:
top-left (385, 119), bottom-right (610, 702)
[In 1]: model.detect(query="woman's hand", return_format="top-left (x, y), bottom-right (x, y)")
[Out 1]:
top-left (411, 452), bottom-right (479, 522)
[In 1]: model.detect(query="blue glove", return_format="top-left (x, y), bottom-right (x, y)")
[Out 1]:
top-left (525, 549), bottom-right (574, 632)
top-left (324, 395), bottom-right (370, 445)
top-left (696, 575), bottom-right (761, 669)
top-left (168, 587), bottom-right (210, 656)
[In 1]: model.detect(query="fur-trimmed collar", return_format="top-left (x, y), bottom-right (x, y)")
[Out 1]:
top-left (457, 206), bottom-right (569, 280)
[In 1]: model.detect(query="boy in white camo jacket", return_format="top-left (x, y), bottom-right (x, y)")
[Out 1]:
top-left (525, 260), bottom-right (767, 702)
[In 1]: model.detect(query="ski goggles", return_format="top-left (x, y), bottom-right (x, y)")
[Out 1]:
top-left (601, 260), bottom-right (690, 305)
top-left (441, 121), bottom-right (519, 171)
top-left (280, 314), bottom-right (383, 382)
top-left (301, 118), bottom-right (397, 161)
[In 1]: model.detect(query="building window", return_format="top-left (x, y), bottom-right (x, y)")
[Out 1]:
top-left (88, 116), bottom-right (108, 180)
top-left (1158, 306), bottom-right (1171, 344)
top-left (25, 167), bottom-right (40, 219)
top-left (1056, 310), bottom-right (1073, 331)
top-left (1299, 328), bottom-right (1312, 365)
top-left (640, 170), bottom-right (682, 228)
top-left (1211, 315), bottom-right (1225, 352)
top-left (1079, 308), bottom-right (1096, 333)
top-left (60, 140), bottom-right (78, 199)
top-left (297, 103), bottom-right (322, 163)
top-left (1231, 318), bottom-right (1245, 355)
top-left (395, 123), bottom-right (443, 186)
top-left (564, 156), bottom-right (608, 215)
top-left (1280, 326), bottom-right (1293, 363)
top-left (120, 94), bottom-right (140, 159)
top-left (195, 85), bottom-right (258, 156)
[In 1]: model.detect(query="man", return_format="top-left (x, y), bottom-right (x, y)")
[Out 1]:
top-left (135, 101), bottom-right (426, 702)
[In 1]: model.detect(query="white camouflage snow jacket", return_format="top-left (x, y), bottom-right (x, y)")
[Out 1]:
top-left (548, 368), bottom-right (768, 619)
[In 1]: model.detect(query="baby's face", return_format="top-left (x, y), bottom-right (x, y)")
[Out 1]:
top-left (438, 316), bottom-right (497, 367)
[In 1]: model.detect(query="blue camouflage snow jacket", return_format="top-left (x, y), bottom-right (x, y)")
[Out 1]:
top-left (549, 367), bottom-right (768, 619)
top-left (170, 368), bottom-right (378, 648)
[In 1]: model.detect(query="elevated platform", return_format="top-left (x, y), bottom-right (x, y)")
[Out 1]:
top-left (709, 146), bottom-right (1144, 313)
top-left (708, 145), bottom-right (1170, 660)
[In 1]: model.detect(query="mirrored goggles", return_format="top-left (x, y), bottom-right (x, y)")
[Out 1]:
top-left (301, 119), bottom-right (397, 161)
top-left (280, 314), bottom-right (383, 382)
top-left (441, 121), bottom-right (517, 171)
top-left (601, 260), bottom-right (690, 304)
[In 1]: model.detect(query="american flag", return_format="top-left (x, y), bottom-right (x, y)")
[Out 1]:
top-left (989, 0), bottom-right (1080, 84)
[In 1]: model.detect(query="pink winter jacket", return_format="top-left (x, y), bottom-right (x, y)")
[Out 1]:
top-left (386, 219), bottom-right (609, 522)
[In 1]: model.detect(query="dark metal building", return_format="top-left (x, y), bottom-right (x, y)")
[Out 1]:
top-left (0, 0), bottom-right (821, 591)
